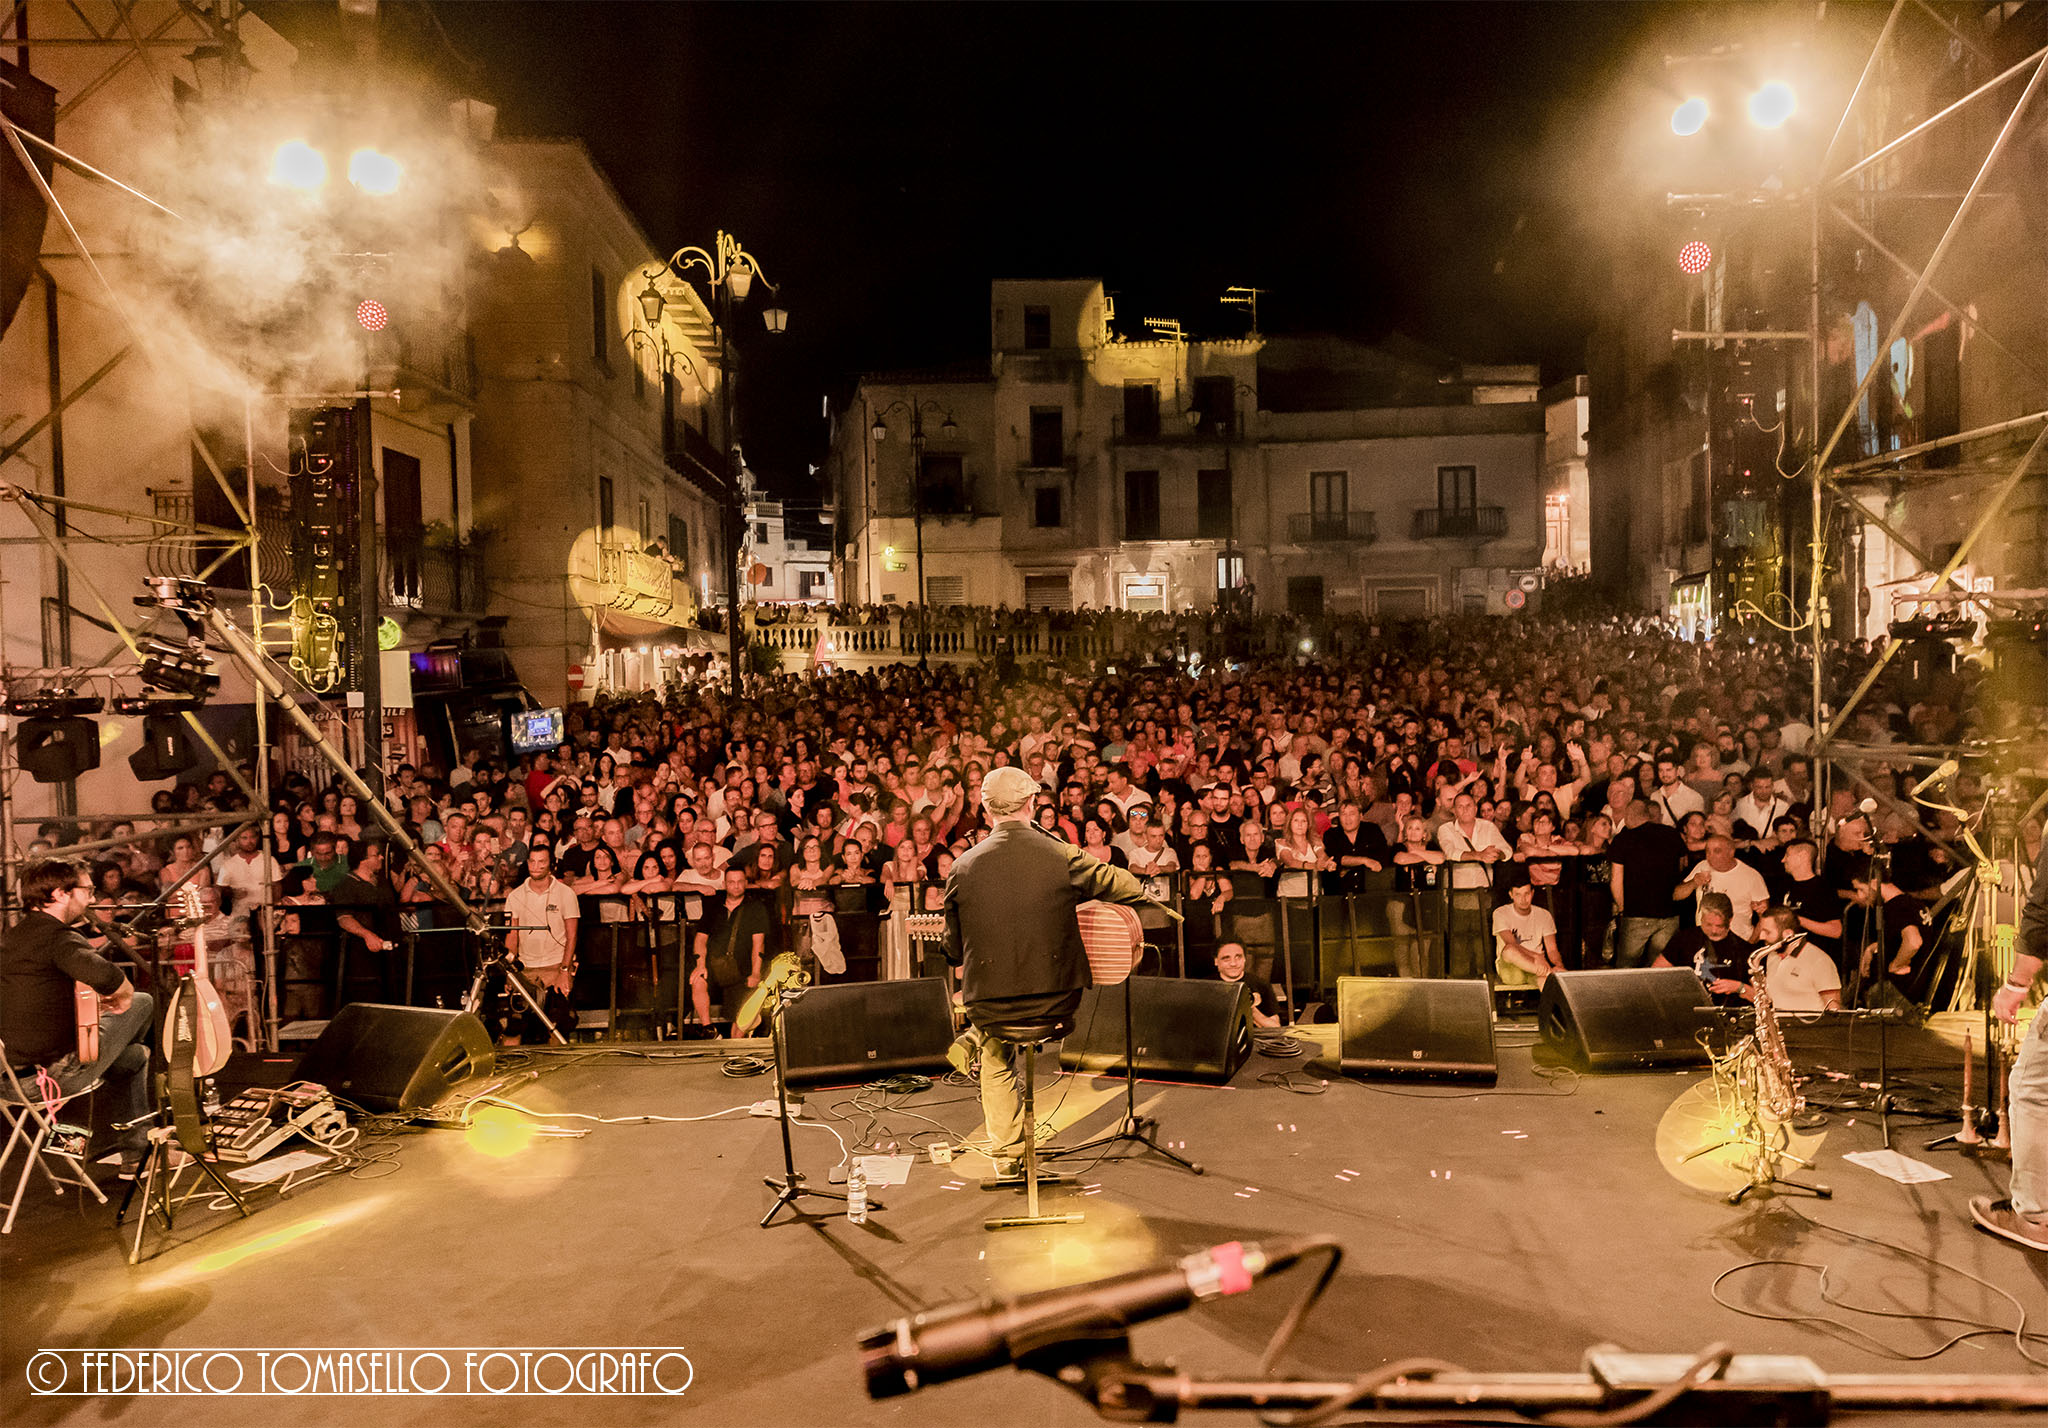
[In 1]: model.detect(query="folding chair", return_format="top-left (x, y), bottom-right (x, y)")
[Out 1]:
top-left (0, 1042), bottom-right (109, 1234)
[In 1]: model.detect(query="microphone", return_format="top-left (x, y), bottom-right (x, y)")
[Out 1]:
top-left (1910, 759), bottom-right (1959, 797)
top-left (860, 1237), bottom-right (1317, 1397)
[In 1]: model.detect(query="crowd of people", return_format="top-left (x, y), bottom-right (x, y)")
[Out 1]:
top-left (10, 614), bottom-right (2037, 1045)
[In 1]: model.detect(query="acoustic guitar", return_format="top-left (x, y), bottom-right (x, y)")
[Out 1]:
top-left (74, 904), bottom-right (148, 1063)
top-left (162, 886), bottom-right (234, 1077)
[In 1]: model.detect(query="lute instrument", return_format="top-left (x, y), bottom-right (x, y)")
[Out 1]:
top-left (905, 902), bottom-right (1145, 986)
top-left (162, 885), bottom-right (234, 1077)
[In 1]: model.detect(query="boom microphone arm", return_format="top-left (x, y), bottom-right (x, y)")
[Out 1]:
top-left (860, 1237), bottom-right (1321, 1398)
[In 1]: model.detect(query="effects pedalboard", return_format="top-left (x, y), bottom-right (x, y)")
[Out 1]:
top-left (210, 1083), bottom-right (347, 1163)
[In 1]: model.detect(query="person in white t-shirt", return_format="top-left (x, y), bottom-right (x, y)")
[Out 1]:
top-left (1493, 879), bottom-right (1561, 987)
top-left (1753, 906), bottom-right (1841, 1012)
top-left (211, 824), bottom-right (282, 919)
top-left (503, 847), bottom-right (579, 993)
top-left (1676, 835), bottom-right (1771, 939)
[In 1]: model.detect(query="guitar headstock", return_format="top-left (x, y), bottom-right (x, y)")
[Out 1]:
top-left (173, 884), bottom-right (206, 928)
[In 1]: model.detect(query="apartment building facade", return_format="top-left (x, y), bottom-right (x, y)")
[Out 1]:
top-left (833, 280), bottom-right (1548, 617)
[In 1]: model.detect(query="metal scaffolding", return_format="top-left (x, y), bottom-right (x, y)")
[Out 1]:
top-left (1796, 2), bottom-right (2047, 1019)
top-left (0, 3), bottom-right (450, 1047)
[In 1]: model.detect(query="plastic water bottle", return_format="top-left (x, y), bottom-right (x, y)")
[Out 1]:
top-left (846, 1164), bottom-right (868, 1225)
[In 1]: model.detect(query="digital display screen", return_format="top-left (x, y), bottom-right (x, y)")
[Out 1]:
top-left (507, 706), bottom-right (564, 754)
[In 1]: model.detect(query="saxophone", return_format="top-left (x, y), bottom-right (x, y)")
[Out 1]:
top-left (1748, 937), bottom-right (1804, 1119)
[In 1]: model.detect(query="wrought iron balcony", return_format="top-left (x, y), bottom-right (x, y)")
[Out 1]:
top-left (1109, 406), bottom-right (1253, 445)
top-left (386, 545), bottom-right (488, 615)
top-left (1287, 510), bottom-right (1377, 543)
top-left (146, 487), bottom-right (293, 591)
top-left (1411, 505), bottom-right (1507, 540)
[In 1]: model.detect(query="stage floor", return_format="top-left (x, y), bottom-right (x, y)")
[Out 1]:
top-left (4, 1019), bottom-right (2044, 1426)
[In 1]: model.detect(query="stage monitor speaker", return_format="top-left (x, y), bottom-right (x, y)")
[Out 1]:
top-left (296, 1004), bottom-right (496, 1112)
top-left (1337, 976), bottom-right (1497, 1083)
top-left (1059, 976), bottom-right (1252, 1085)
top-left (781, 978), bottom-right (954, 1089)
top-left (18, 716), bottom-right (101, 783)
top-left (1538, 968), bottom-right (1712, 1071)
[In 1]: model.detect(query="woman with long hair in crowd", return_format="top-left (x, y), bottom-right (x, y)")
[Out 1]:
top-left (158, 834), bottom-right (212, 893)
top-left (1275, 805), bottom-right (1332, 901)
top-left (1180, 841), bottom-right (1234, 977)
top-left (879, 836), bottom-right (925, 979)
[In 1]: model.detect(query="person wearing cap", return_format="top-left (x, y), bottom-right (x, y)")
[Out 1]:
top-left (942, 765), bottom-right (1160, 1177)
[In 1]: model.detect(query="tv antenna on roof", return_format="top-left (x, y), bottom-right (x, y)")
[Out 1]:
top-left (1141, 317), bottom-right (1185, 342)
top-left (1221, 286), bottom-right (1263, 335)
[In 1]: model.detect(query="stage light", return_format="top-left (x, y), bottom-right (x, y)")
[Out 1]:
top-left (129, 712), bottom-right (197, 781)
top-left (18, 717), bottom-right (101, 783)
top-left (271, 140), bottom-right (327, 191)
top-left (348, 147), bottom-right (403, 195)
top-left (1299, 639), bottom-right (1314, 654)
top-left (4, 690), bottom-right (105, 718)
top-left (1747, 82), bottom-right (1796, 129)
top-left (1678, 240), bottom-right (1713, 275)
top-left (1671, 97), bottom-right (1710, 136)
top-left (356, 299), bottom-right (389, 332)
top-left (465, 1104), bottom-right (538, 1159)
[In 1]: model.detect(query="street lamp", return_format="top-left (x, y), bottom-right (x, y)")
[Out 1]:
top-left (870, 396), bottom-right (956, 670)
top-left (642, 232), bottom-right (784, 699)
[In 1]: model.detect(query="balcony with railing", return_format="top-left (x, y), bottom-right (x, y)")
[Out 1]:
top-left (1109, 405), bottom-right (1254, 446)
top-left (149, 488), bottom-right (487, 615)
top-left (1287, 510), bottom-right (1377, 543)
top-left (1411, 505), bottom-right (1507, 540)
top-left (667, 418), bottom-right (727, 491)
top-left (147, 486), bottom-right (293, 590)
top-left (384, 543), bottom-right (488, 616)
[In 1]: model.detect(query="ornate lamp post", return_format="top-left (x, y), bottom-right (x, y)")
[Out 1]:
top-left (870, 397), bottom-right (956, 670)
top-left (639, 232), bottom-right (786, 699)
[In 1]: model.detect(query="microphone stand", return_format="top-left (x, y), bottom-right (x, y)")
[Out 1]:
top-left (761, 981), bottom-right (882, 1227)
top-left (1041, 974), bottom-right (1204, 1178)
top-left (1044, 896), bottom-right (1202, 1178)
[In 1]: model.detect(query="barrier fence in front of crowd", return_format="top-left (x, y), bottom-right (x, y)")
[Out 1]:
top-left (109, 853), bottom-right (1630, 1038)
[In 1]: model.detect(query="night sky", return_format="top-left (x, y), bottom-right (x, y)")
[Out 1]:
top-left (355, 2), bottom-right (1714, 501)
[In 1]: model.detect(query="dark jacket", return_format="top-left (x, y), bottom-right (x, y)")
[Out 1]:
top-left (943, 822), bottom-right (1148, 1007)
top-left (2021, 840), bottom-right (2048, 966)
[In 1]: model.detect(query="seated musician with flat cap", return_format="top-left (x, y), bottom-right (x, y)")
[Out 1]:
top-left (942, 767), bottom-right (1153, 1177)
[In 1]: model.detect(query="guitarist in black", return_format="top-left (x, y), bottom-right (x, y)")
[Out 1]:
top-left (1, 859), bottom-right (157, 1176)
top-left (942, 767), bottom-right (1152, 1176)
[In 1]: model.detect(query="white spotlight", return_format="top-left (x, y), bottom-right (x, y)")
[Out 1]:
top-left (1671, 98), bottom-right (1709, 137)
top-left (348, 148), bottom-right (403, 195)
top-left (1747, 82), bottom-right (1796, 129)
top-left (271, 140), bottom-right (327, 191)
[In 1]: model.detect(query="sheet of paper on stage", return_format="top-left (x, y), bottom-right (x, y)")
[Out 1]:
top-left (1841, 1149), bottom-right (1950, 1185)
top-left (856, 1154), bottom-right (915, 1186)
top-left (226, 1150), bottom-right (332, 1184)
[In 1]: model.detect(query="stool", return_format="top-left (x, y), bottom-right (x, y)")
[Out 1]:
top-left (980, 1016), bottom-right (1081, 1231)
